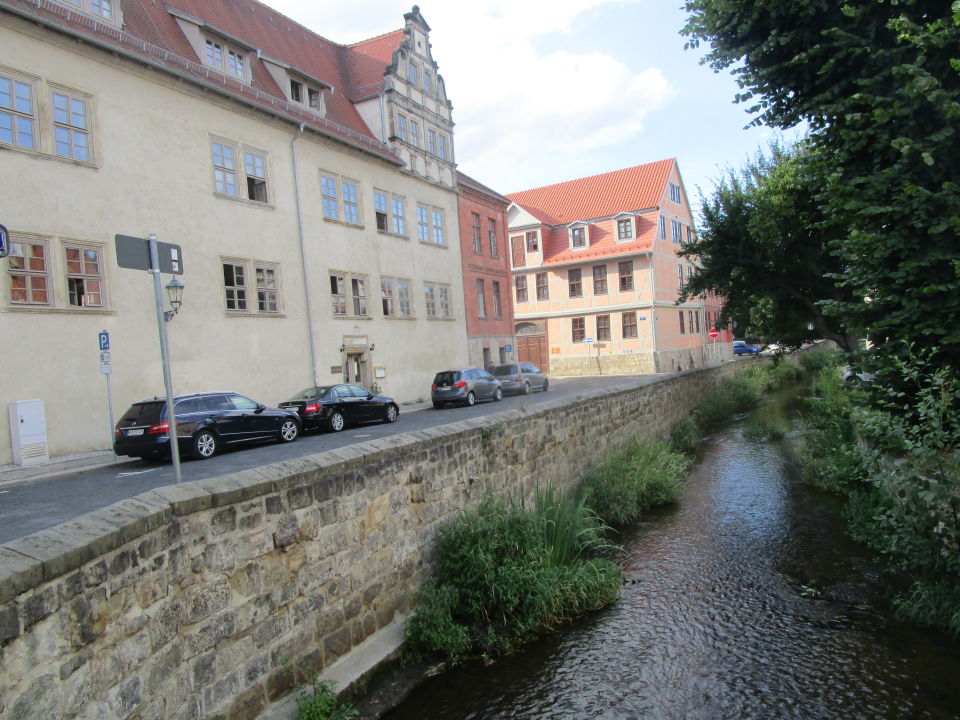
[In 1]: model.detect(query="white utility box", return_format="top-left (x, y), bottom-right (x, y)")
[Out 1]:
top-left (9, 399), bottom-right (49, 467)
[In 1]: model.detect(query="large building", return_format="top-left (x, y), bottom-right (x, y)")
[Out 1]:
top-left (455, 171), bottom-right (515, 369)
top-left (0, 0), bottom-right (469, 465)
top-left (507, 159), bottom-right (729, 375)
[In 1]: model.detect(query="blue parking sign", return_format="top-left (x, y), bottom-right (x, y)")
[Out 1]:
top-left (99, 331), bottom-right (110, 351)
top-left (0, 224), bottom-right (8, 259)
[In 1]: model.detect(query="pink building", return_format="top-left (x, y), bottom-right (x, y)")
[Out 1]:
top-left (507, 159), bottom-right (729, 375)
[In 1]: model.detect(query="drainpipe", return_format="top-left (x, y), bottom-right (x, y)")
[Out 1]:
top-left (648, 250), bottom-right (660, 373)
top-left (378, 91), bottom-right (388, 144)
top-left (291, 123), bottom-right (321, 386)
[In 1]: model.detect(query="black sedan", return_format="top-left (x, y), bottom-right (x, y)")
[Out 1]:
top-left (279, 384), bottom-right (399, 432)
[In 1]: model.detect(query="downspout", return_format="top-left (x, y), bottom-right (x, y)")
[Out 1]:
top-left (378, 90), bottom-right (388, 144)
top-left (292, 123), bottom-right (321, 386)
top-left (649, 249), bottom-right (660, 373)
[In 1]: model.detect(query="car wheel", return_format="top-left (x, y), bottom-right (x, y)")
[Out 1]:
top-left (383, 404), bottom-right (399, 423)
top-left (328, 412), bottom-right (345, 432)
top-left (494, 387), bottom-right (503, 401)
top-left (278, 419), bottom-right (299, 443)
top-left (844, 375), bottom-right (861, 387)
top-left (192, 429), bottom-right (218, 459)
top-left (432, 402), bottom-right (444, 409)
top-left (542, 379), bottom-right (549, 391)
top-left (523, 382), bottom-right (531, 395)
top-left (465, 391), bottom-right (476, 407)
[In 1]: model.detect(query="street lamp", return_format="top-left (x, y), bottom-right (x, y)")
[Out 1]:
top-left (164, 277), bottom-right (184, 321)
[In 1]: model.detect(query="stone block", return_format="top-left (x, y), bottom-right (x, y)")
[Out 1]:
top-left (227, 684), bottom-right (266, 720)
top-left (273, 514), bottom-right (299, 548)
top-left (0, 603), bottom-right (20, 643)
top-left (211, 507), bottom-right (237, 536)
top-left (196, 477), bottom-right (246, 508)
top-left (149, 484), bottom-right (214, 516)
top-left (187, 610), bottom-right (237, 655)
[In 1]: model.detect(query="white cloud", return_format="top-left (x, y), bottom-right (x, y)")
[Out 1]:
top-left (263, 0), bottom-right (674, 191)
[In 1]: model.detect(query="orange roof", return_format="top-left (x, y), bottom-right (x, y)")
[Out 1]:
top-left (542, 211), bottom-right (658, 266)
top-left (507, 158), bottom-right (675, 226)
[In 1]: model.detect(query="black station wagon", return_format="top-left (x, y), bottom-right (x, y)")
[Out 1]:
top-left (278, 384), bottom-right (400, 432)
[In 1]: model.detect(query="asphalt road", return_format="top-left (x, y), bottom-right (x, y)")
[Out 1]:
top-left (0, 374), bottom-right (657, 544)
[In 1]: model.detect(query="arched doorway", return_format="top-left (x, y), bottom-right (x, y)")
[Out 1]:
top-left (515, 321), bottom-right (548, 372)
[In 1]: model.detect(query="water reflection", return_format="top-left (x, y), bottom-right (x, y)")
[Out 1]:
top-left (384, 398), bottom-right (960, 720)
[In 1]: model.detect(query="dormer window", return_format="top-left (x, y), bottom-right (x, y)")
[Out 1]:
top-left (616, 217), bottom-right (633, 240)
top-left (570, 225), bottom-right (588, 249)
top-left (63, 0), bottom-right (121, 25)
top-left (204, 39), bottom-right (247, 81)
top-left (288, 78), bottom-right (326, 114)
top-left (290, 80), bottom-right (303, 103)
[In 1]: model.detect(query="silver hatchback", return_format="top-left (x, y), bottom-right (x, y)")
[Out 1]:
top-left (491, 362), bottom-right (549, 395)
top-left (431, 368), bottom-right (503, 407)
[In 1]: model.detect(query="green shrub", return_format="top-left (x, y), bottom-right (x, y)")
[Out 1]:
top-left (296, 678), bottom-right (357, 720)
top-left (742, 419), bottom-right (787, 441)
top-left (669, 417), bottom-right (701, 454)
top-left (404, 493), bottom-right (621, 663)
top-left (799, 347), bottom-right (842, 373)
top-left (578, 438), bottom-right (689, 526)
top-left (695, 375), bottom-right (762, 427)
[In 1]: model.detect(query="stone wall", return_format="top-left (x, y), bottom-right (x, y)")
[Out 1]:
top-left (0, 362), bottom-right (747, 720)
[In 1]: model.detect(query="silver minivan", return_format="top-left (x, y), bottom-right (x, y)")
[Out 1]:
top-left (431, 368), bottom-right (502, 407)
top-left (491, 362), bottom-right (549, 395)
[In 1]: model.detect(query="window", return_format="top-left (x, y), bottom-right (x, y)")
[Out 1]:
top-left (427, 129), bottom-right (437, 155)
top-left (689, 310), bottom-right (695, 335)
top-left (410, 121), bottom-right (419, 148)
top-left (671, 219), bottom-right (683, 244)
top-left (7, 239), bottom-right (49, 305)
top-left (659, 216), bottom-right (666, 239)
top-left (373, 190), bottom-right (405, 235)
top-left (290, 80), bottom-right (303, 103)
top-left (570, 226), bottom-right (586, 248)
top-left (669, 181), bottom-right (682, 204)
top-left (211, 137), bottom-right (269, 203)
top-left (423, 71), bottom-right (432, 94)
top-left (679, 310), bottom-right (686, 334)
top-left (396, 113), bottom-right (407, 142)
top-left (695, 309), bottom-right (701, 334)
top-left (476, 279), bottom-right (487, 318)
top-left (536, 272), bottom-right (549, 300)
top-left (622, 312), bottom-right (638, 338)
top-left (223, 260), bottom-right (279, 313)
top-left (206, 40), bottom-right (223, 68)
top-left (374, 192), bottom-right (389, 231)
top-left (90, 0), bottom-right (114, 20)
top-left (65, 245), bottom-right (102, 307)
top-left (471, 213), bottom-right (482, 253)
top-left (678, 264), bottom-right (685, 291)
top-left (0, 74), bottom-right (36, 150)
top-left (492, 281), bottom-right (502, 317)
top-left (352, 277), bottom-right (367, 316)
top-left (438, 134), bottom-right (448, 160)
top-left (228, 51), bottom-right (245, 79)
top-left (407, 61), bottom-right (418, 85)
top-left (568, 268), bottom-right (582, 298)
top-left (596, 314), bottom-right (611, 342)
top-left (618, 261), bottom-right (634, 291)
top-left (488, 219), bottom-right (498, 256)
top-left (392, 196), bottom-right (406, 235)
top-left (417, 205), bottom-right (429, 241)
top-left (330, 274), bottom-right (346, 315)
top-left (439, 285), bottom-right (451, 318)
top-left (424, 282), bottom-right (452, 318)
top-left (687, 226), bottom-right (695, 244)
top-left (205, 40), bottom-right (245, 80)
top-left (511, 236), bottom-right (525, 267)
top-left (592, 265), bottom-right (607, 295)
top-left (431, 208), bottom-right (445, 244)
top-left (617, 218), bottom-right (633, 240)
top-left (526, 231), bottom-right (539, 252)
top-left (320, 172), bottom-right (360, 224)
top-left (572, 317), bottom-right (585, 343)
top-left (397, 278), bottom-right (413, 317)
top-left (381, 277), bottom-right (395, 316)
top-left (424, 283), bottom-right (436, 317)
top-left (515, 275), bottom-right (528, 303)
top-left (52, 90), bottom-right (89, 161)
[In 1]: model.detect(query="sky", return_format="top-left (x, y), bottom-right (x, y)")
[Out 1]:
top-left (261, 0), bottom-right (801, 206)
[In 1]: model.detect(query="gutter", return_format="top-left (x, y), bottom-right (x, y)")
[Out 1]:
top-left (291, 124), bottom-right (321, 387)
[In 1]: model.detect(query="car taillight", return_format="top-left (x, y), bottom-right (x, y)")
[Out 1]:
top-left (114, 428), bottom-right (121, 439)
top-left (431, 384), bottom-right (438, 391)
top-left (305, 403), bottom-right (319, 413)
top-left (149, 421), bottom-right (169, 435)
top-left (454, 381), bottom-right (467, 388)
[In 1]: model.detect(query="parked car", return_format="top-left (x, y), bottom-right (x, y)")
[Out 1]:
top-left (431, 368), bottom-right (502, 407)
top-left (733, 340), bottom-right (761, 356)
top-left (114, 392), bottom-right (300, 460)
top-left (760, 343), bottom-right (782, 356)
top-left (491, 362), bottom-right (549, 395)
top-left (840, 366), bottom-right (877, 386)
top-left (278, 384), bottom-right (399, 432)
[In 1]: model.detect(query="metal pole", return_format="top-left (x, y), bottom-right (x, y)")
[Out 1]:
top-left (105, 371), bottom-right (115, 452)
top-left (148, 234), bottom-right (182, 484)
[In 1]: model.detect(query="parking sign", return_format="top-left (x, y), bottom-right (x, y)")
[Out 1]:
top-left (0, 224), bottom-right (8, 259)
top-left (99, 331), bottom-right (110, 351)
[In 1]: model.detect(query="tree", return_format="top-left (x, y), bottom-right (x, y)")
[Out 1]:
top-left (679, 144), bottom-right (859, 350)
top-left (683, 0), bottom-right (960, 370)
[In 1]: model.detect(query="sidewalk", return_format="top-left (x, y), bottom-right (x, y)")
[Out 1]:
top-left (0, 450), bottom-right (134, 489)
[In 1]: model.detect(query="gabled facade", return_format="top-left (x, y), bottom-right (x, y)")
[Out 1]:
top-left (0, 0), bottom-right (468, 465)
top-left (507, 159), bottom-right (729, 376)
top-left (455, 171), bottom-right (515, 368)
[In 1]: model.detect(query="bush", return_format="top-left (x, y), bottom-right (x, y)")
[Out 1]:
top-left (669, 417), bottom-right (701, 454)
top-left (404, 492), bottom-right (621, 663)
top-left (695, 375), bottom-right (762, 427)
top-left (578, 438), bottom-right (689, 526)
top-left (799, 346), bottom-right (842, 373)
top-left (742, 419), bottom-right (787, 441)
top-left (296, 678), bottom-right (358, 720)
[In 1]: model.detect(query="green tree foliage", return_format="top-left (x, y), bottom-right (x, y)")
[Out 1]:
top-left (679, 145), bottom-right (858, 349)
top-left (683, 0), bottom-right (960, 370)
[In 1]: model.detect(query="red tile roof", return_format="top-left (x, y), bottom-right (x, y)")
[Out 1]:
top-left (2, 0), bottom-right (405, 162)
top-left (534, 211), bottom-right (657, 267)
top-left (507, 158), bottom-right (676, 226)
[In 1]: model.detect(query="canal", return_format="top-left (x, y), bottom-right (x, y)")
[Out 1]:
top-left (382, 390), bottom-right (960, 719)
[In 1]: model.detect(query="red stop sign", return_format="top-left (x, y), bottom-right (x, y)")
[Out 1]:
top-left (709, 328), bottom-right (720, 339)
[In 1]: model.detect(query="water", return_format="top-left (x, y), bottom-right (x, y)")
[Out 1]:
top-left (384, 393), bottom-right (960, 719)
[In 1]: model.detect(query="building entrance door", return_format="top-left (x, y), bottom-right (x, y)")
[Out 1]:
top-left (345, 354), bottom-right (365, 386)
top-left (515, 322), bottom-right (548, 372)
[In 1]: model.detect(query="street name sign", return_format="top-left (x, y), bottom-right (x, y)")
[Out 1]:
top-left (115, 234), bottom-right (183, 274)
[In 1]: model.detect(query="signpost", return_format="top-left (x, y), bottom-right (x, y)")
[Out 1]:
top-left (99, 331), bottom-right (115, 448)
top-left (709, 328), bottom-right (720, 339)
top-left (0, 224), bottom-right (8, 259)
top-left (115, 233), bottom-right (184, 483)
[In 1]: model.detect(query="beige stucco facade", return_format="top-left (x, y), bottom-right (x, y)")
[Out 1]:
top-left (0, 8), bottom-right (468, 465)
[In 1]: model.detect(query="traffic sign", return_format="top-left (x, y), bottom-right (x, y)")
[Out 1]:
top-left (99, 331), bottom-right (110, 351)
top-left (709, 328), bottom-right (720, 339)
top-left (0, 224), bottom-right (8, 259)
top-left (115, 234), bottom-right (183, 274)
top-left (583, 337), bottom-right (595, 343)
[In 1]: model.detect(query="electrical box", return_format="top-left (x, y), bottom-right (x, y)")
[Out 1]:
top-left (9, 400), bottom-right (49, 467)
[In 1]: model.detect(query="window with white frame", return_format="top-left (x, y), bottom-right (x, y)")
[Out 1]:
top-left (321, 173), bottom-right (338, 220)
top-left (395, 113), bottom-right (407, 142)
top-left (570, 226), bottom-right (587, 248)
top-left (374, 191), bottom-right (389, 231)
top-left (328, 272), bottom-right (368, 317)
top-left (515, 275), bottom-right (527, 303)
top-left (669, 181), bottom-right (682, 204)
top-left (423, 71), bottom-right (432, 94)
top-left (223, 260), bottom-right (280, 314)
top-left (471, 213), bottom-right (482, 253)
top-left (0, 73), bottom-right (36, 151)
top-left (618, 261), bottom-right (634, 291)
top-left (7, 237), bottom-right (49, 305)
top-left (427, 129), bottom-right (437, 155)
top-left (438, 134), bottom-right (448, 160)
top-left (572, 317), bottom-right (585, 343)
top-left (65, 245), bottom-right (102, 307)
top-left (397, 278), bottom-right (413, 317)
top-left (380, 277), bottom-right (396, 316)
top-left (687, 226), bottom-right (695, 244)
top-left (52, 89), bottom-right (90, 161)
top-left (593, 265), bottom-right (607, 295)
top-left (476, 279), bottom-right (486, 318)
top-left (526, 231), bottom-right (539, 252)
top-left (330, 273), bottom-right (347, 315)
top-left (392, 196), bottom-right (406, 235)
top-left (204, 39), bottom-right (246, 80)
top-left (410, 120), bottom-right (419, 148)
top-left (439, 285), bottom-right (451, 317)
top-left (374, 190), bottom-right (405, 235)
top-left (671, 219), bottom-right (683, 244)
top-left (351, 276), bottom-right (367, 316)
top-left (424, 282), bottom-right (451, 318)
top-left (424, 283), bottom-right (436, 317)
top-left (678, 264), bottom-right (684, 291)
top-left (211, 137), bottom-right (269, 204)
top-left (617, 218), bottom-right (633, 240)
top-left (407, 61), bottom-right (418, 85)
top-left (488, 219), bottom-right (498, 256)
top-left (62, 0), bottom-right (120, 24)
top-left (536, 272), bottom-right (549, 300)
top-left (320, 172), bottom-right (360, 224)
top-left (431, 208), bottom-right (445, 244)
top-left (289, 79), bottom-right (324, 113)
top-left (417, 205), bottom-right (429, 241)
top-left (659, 215), bottom-right (666, 239)
top-left (568, 268), bottom-right (583, 298)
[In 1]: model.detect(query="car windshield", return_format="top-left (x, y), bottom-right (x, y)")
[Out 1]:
top-left (289, 387), bottom-right (332, 400)
top-left (492, 366), bottom-right (516, 376)
top-left (119, 402), bottom-right (164, 424)
top-left (434, 371), bottom-right (459, 385)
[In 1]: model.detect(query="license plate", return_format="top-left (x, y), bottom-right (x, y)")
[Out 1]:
top-left (438, 387), bottom-right (449, 391)
top-left (126, 428), bottom-right (144, 437)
